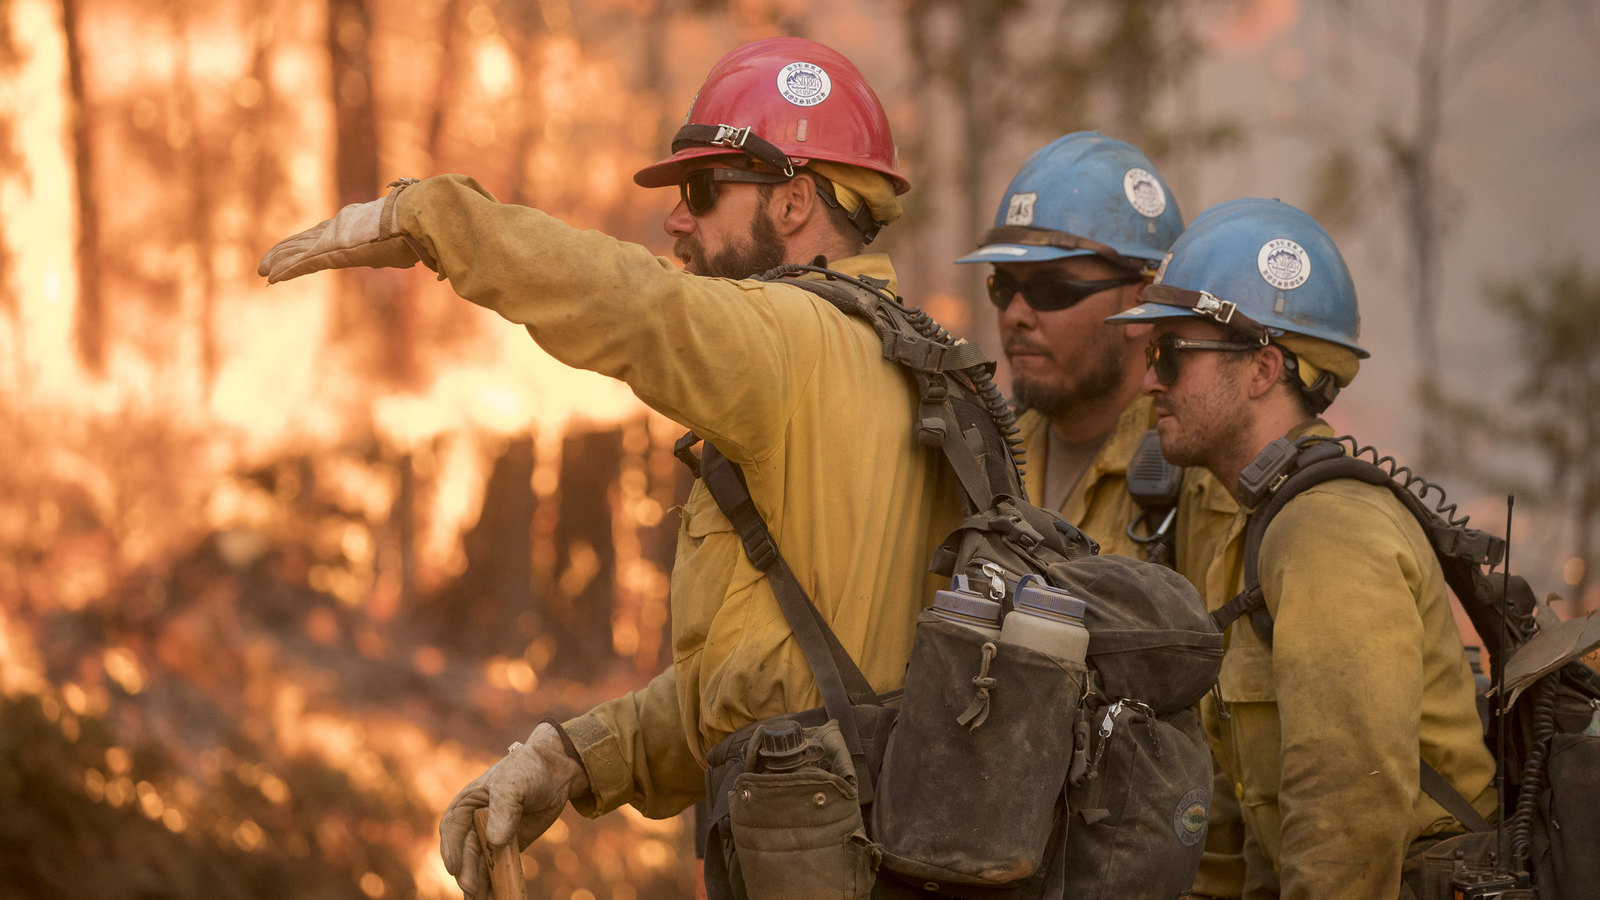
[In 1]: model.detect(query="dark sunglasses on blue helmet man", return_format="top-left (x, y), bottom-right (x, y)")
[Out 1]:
top-left (986, 269), bottom-right (1144, 313)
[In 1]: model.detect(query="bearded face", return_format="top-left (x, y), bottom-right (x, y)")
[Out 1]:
top-left (674, 191), bottom-right (787, 280)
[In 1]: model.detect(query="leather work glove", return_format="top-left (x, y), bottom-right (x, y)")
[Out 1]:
top-left (439, 722), bottom-right (589, 899)
top-left (256, 178), bottom-right (430, 284)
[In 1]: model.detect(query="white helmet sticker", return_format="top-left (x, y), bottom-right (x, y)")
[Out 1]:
top-left (1258, 238), bottom-right (1312, 290)
top-left (1124, 168), bottom-right (1167, 218)
top-left (1005, 191), bottom-right (1038, 226)
top-left (1153, 249), bottom-right (1174, 284)
top-left (776, 62), bottom-right (831, 107)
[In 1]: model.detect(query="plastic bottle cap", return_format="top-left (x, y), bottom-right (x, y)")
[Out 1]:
top-left (1014, 583), bottom-right (1086, 620)
top-left (757, 720), bottom-right (809, 771)
top-left (932, 588), bottom-right (1003, 624)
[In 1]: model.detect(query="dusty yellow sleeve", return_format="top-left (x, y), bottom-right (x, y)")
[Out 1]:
top-left (1260, 488), bottom-right (1426, 899)
top-left (395, 174), bottom-right (826, 463)
top-left (561, 667), bottom-right (705, 819)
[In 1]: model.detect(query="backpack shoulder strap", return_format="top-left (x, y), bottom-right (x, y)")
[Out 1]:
top-left (1216, 438), bottom-right (1382, 637)
top-left (679, 431), bottom-right (880, 801)
top-left (1215, 435), bottom-right (1508, 648)
top-left (1213, 435), bottom-right (1511, 830)
top-left (759, 263), bottom-right (1028, 517)
top-left (1420, 760), bottom-right (1491, 833)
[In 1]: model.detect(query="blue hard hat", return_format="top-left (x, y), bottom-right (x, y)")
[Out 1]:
top-left (955, 132), bottom-right (1184, 270)
top-left (1107, 198), bottom-right (1367, 357)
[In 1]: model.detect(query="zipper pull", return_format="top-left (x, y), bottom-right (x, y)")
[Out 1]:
top-left (1100, 701), bottom-right (1124, 739)
top-left (1083, 701), bottom-right (1125, 783)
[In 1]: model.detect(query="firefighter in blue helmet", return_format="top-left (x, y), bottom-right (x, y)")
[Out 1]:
top-left (958, 130), bottom-right (1244, 897)
top-left (1108, 198), bottom-right (1496, 898)
top-left (956, 132), bottom-right (1234, 575)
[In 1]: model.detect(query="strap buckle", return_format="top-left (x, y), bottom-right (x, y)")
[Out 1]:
top-left (710, 124), bottom-right (752, 149)
top-left (673, 430), bottom-right (703, 479)
top-left (1194, 291), bottom-right (1237, 324)
top-left (1195, 292), bottom-right (1270, 345)
top-left (735, 505), bottom-right (780, 571)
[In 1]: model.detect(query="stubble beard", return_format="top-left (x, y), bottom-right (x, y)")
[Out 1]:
top-left (1156, 366), bottom-right (1255, 475)
top-left (1012, 338), bottom-right (1126, 420)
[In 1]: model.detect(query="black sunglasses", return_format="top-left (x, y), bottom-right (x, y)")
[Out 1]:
top-left (986, 270), bottom-right (1143, 312)
top-left (1145, 333), bottom-right (1262, 386)
top-left (679, 167), bottom-right (793, 216)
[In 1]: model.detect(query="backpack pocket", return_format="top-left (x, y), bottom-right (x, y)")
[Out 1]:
top-left (1062, 703), bottom-right (1212, 899)
top-left (1539, 730), bottom-right (1600, 896)
top-left (727, 720), bottom-right (879, 899)
top-left (871, 612), bottom-right (1085, 889)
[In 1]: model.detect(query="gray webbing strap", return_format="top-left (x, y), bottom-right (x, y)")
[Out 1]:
top-left (694, 439), bottom-right (878, 802)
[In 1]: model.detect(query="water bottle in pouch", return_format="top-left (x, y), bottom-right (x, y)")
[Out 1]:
top-left (929, 573), bottom-right (1004, 641)
top-left (1001, 578), bottom-right (1090, 666)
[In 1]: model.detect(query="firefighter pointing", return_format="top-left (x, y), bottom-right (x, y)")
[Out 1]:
top-left (259, 37), bottom-right (964, 898)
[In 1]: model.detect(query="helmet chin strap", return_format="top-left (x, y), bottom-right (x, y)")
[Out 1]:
top-left (1278, 349), bottom-right (1340, 413)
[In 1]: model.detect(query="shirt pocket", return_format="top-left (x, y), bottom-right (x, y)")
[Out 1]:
top-left (1217, 625), bottom-right (1276, 704)
top-left (679, 480), bottom-right (736, 541)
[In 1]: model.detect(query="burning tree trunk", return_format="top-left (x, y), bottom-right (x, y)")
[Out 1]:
top-left (328, 0), bottom-right (381, 209)
top-left (60, 0), bottom-right (101, 374)
top-left (423, 436), bottom-right (536, 656)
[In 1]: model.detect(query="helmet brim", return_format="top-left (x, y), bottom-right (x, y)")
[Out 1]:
top-left (1105, 303), bottom-right (1371, 357)
top-left (1103, 302), bottom-right (1200, 325)
top-left (633, 148), bottom-right (797, 188)
top-left (953, 245), bottom-right (1097, 265)
top-left (634, 147), bottom-right (911, 194)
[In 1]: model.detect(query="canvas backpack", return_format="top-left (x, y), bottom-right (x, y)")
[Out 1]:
top-left (681, 265), bottom-right (1222, 899)
top-left (1213, 434), bottom-right (1600, 899)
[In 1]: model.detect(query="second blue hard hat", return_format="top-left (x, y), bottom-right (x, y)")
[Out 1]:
top-left (956, 132), bottom-right (1184, 271)
top-left (1107, 197), bottom-right (1367, 357)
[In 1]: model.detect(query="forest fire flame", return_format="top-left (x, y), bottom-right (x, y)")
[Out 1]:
top-left (0, 0), bottom-right (734, 896)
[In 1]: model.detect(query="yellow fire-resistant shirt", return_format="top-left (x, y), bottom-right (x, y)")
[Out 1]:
top-left (397, 175), bottom-right (960, 819)
top-left (1199, 420), bottom-right (1496, 899)
top-left (1015, 396), bottom-right (1235, 582)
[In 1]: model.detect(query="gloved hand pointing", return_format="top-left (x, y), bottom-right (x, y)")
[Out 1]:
top-left (257, 178), bottom-right (428, 284)
top-left (439, 722), bottom-right (589, 899)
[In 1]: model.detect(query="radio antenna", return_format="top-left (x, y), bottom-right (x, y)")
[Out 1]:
top-left (1496, 493), bottom-right (1513, 869)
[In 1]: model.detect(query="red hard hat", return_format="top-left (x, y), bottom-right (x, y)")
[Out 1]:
top-left (634, 37), bottom-right (908, 194)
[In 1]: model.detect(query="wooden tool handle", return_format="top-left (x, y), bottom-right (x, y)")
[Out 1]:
top-left (473, 808), bottom-right (527, 900)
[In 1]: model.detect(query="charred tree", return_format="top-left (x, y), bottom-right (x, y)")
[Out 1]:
top-left (60, 0), bottom-right (101, 373)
